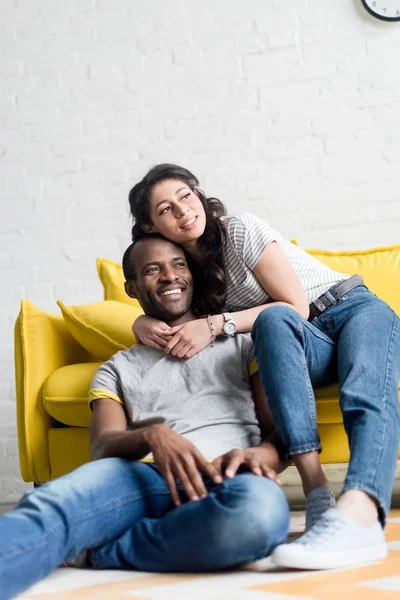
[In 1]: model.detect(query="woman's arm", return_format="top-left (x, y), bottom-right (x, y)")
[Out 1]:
top-left (213, 241), bottom-right (309, 335)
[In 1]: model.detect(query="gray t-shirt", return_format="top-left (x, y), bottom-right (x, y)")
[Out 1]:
top-left (89, 333), bottom-right (261, 459)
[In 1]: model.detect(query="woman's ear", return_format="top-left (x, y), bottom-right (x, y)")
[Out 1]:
top-left (142, 223), bottom-right (155, 233)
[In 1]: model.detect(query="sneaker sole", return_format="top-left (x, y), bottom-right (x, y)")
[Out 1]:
top-left (271, 543), bottom-right (388, 570)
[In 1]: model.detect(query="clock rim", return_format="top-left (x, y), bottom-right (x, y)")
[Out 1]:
top-left (361, 0), bottom-right (400, 21)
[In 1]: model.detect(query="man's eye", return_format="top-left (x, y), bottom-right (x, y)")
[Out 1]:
top-left (145, 267), bottom-right (158, 274)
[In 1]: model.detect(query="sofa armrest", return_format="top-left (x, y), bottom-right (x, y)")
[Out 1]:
top-left (14, 300), bottom-right (92, 483)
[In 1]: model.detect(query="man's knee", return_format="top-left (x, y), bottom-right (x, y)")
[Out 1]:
top-left (214, 474), bottom-right (289, 555)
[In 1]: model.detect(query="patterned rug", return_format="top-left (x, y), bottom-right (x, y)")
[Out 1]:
top-left (17, 509), bottom-right (400, 600)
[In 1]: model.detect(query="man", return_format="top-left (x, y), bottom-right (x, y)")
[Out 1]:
top-left (0, 235), bottom-right (289, 600)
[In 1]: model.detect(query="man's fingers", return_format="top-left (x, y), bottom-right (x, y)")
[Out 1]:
top-left (224, 453), bottom-right (244, 479)
top-left (196, 454), bottom-right (223, 484)
top-left (261, 464), bottom-right (281, 485)
top-left (164, 469), bottom-right (181, 506)
top-left (174, 462), bottom-right (204, 501)
top-left (247, 453), bottom-right (262, 476)
top-left (211, 456), bottom-right (223, 477)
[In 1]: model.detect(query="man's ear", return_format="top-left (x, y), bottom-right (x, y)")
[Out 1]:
top-left (142, 223), bottom-right (155, 233)
top-left (125, 280), bottom-right (138, 299)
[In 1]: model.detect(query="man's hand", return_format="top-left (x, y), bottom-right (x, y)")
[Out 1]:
top-left (132, 315), bottom-right (175, 351)
top-left (164, 318), bottom-right (212, 358)
top-left (144, 424), bottom-right (222, 506)
top-left (212, 448), bottom-right (281, 485)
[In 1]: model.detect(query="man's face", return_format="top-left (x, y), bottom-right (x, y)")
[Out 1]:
top-left (126, 237), bottom-right (193, 321)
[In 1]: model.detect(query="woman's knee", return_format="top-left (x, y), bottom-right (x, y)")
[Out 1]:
top-left (252, 305), bottom-right (301, 342)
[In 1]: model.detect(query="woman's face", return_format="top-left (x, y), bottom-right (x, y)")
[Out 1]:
top-left (145, 179), bottom-right (207, 250)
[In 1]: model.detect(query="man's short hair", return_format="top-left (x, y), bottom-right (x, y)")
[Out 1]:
top-left (122, 233), bottom-right (171, 282)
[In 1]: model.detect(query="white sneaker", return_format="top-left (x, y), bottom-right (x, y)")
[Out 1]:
top-left (305, 486), bottom-right (336, 531)
top-left (272, 508), bottom-right (387, 570)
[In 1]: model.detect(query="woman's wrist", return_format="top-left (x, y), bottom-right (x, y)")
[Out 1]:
top-left (213, 314), bottom-right (225, 336)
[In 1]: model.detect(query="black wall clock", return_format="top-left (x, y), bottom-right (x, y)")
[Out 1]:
top-left (361, 0), bottom-right (400, 21)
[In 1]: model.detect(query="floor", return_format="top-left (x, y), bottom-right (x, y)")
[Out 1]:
top-left (13, 508), bottom-right (400, 600)
top-left (4, 465), bottom-right (400, 600)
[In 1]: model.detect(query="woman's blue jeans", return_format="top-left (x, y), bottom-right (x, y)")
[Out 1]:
top-left (0, 459), bottom-right (289, 600)
top-left (252, 286), bottom-right (400, 524)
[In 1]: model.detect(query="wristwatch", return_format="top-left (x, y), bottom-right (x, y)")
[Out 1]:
top-left (222, 312), bottom-right (237, 337)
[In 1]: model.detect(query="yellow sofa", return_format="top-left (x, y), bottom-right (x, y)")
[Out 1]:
top-left (14, 247), bottom-right (400, 484)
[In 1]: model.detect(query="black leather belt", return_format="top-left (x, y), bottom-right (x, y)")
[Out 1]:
top-left (308, 274), bottom-right (364, 322)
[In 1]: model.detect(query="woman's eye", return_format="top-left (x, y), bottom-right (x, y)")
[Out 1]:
top-left (182, 193), bottom-right (190, 200)
top-left (160, 206), bottom-right (171, 215)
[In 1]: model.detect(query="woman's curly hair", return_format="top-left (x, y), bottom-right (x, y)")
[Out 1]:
top-left (128, 164), bottom-right (228, 315)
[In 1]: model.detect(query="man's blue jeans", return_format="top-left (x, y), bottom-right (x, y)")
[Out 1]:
top-left (252, 286), bottom-right (400, 524)
top-left (0, 459), bottom-right (289, 600)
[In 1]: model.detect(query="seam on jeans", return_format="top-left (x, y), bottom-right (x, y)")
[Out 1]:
top-left (0, 488), bottom-right (171, 560)
top-left (286, 443), bottom-right (322, 458)
top-left (67, 486), bottom-right (171, 526)
top-left (370, 309), bottom-right (399, 503)
top-left (341, 482), bottom-right (387, 527)
top-left (297, 319), bottom-right (319, 447)
top-left (303, 319), bottom-right (336, 344)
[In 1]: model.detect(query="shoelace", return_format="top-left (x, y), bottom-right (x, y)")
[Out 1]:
top-left (297, 514), bottom-right (345, 547)
top-left (307, 493), bottom-right (334, 528)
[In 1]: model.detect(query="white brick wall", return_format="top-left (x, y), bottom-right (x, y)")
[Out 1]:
top-left (1, 0), bottom-right (399, 503)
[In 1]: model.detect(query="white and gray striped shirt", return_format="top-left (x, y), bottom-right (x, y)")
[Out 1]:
top-left (222, 212), bottom-right (350, 312)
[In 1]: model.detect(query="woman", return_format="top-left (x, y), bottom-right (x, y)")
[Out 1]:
top-left (128, 163), bottom-right (400, 570)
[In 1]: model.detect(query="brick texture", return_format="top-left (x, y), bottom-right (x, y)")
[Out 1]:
top-left (1, 0), bottom-right (400, 502)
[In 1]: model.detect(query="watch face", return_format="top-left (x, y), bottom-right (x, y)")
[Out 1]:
top-left (362, 0), bottom-right (400, 21)
top-left (224, 321), bottom-right (236, 336)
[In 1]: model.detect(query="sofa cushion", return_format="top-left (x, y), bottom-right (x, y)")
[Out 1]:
top-left (57, 300), bottom-right (143, 361)
top-left (44, 363), bottom-right (101, 427)
top-left (305, 243), bottom-right (400, 316)
top-left (97, 257), bottom-right (141, 308)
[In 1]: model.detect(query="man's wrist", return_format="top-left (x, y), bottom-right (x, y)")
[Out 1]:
top-left (142, 423), bottom-right (168, 448)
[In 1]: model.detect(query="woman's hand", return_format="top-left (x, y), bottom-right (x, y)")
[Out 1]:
top-left (132, 314), bottom-right (174, 351)
top-left (163, 318), bottom-right (213, 358)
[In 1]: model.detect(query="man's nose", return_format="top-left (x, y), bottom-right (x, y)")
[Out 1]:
top-left (160, 267), bottom-right (179, 281)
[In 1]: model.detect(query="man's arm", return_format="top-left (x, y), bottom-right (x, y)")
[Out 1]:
top-left (90, 397), bottom-right (164, 461)
top-left (90, 397), bottom-right (222, 506)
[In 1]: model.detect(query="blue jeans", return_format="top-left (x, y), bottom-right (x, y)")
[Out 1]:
top-left (252, 286), bottom-right (400, 524)
top-left (0, 458), bottom-right (289, 600)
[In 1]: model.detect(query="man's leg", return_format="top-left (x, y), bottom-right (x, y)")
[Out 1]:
top-left (0, 459), bottom-right (171, 600)
top-left (90, 473), bottom-right (289, 572)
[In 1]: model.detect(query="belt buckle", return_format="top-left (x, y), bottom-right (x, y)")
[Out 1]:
top-left (313, 298), bottom-right (326, 314)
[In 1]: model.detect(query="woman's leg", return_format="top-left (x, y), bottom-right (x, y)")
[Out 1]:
top-left (90, 473), bottom-right (290, 572)
top-left (0, 459), bottom-right (171, 600)
top-left (259, 290), bottom-right (400, 569)
top-left (322, 289), bottom-right (400, 525)
top-left (252, 305), bottom-right (337, 458)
